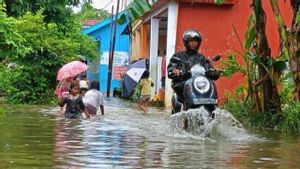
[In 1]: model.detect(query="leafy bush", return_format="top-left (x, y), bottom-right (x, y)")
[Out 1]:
top-left (0, 10), bottom-right (98, 104)
top-left (0, 64), bottom-right (55, 104)
top-left (222, 87), bottom-right (300, 134)
top-left (221, 53), bottom-right (246, 77)
top-left (280, 102), bottom-right (300, 135)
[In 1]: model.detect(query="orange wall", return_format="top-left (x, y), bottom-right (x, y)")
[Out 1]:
top-left (176, 0), bottom-right (293, 100)
top-left (132, 29), bottom-right (141, 61)
top-left (141, 24), bottom-right (150, 58)
top-left (131, 23), bottom-right (151, 61)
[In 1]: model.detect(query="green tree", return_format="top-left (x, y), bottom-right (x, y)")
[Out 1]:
top-left (76, 2), bottom-right (110, 23)
top-left (0, 10), bottom-right (98, 104)
top-left (219, 0), bottom-right (300, 134)
top-left (250, 0), bottom-right (281, 113)
top-left (0, 9), bottom-right (27, 62)
top-left (3, 0), bottom-right (84, 17)
top-left (268, 0), bottom-right (300, 102)
top-left (222, 1), bottom-right (282, 113)
top-left (2, 0), bottom-right (91, 33)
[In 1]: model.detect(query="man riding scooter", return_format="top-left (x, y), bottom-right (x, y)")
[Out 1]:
top-left (167, 29), bottom-right (220, 115)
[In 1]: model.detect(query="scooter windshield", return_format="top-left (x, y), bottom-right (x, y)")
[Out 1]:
top-left (190, 64), bottom-right (206, 77)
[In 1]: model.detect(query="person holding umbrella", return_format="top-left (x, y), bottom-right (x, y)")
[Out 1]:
top-left (55, 77), bottom-right (73, 111)
top-left (55, 60), bottom-right (89, 112)
top-left (55, 76), bottom-right (74, 112)
top-left (122, 59), bottom-right (148, 98)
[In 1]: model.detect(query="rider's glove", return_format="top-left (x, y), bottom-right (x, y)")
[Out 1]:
top-left (180, 69), bottom-right (191, 78)
top-left (205, 69), bottom-right (220, 79)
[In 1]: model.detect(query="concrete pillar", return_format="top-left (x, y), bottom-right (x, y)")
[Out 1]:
top-left (165, 1), bottom-right (178, 108)
top-left (149, 18), bottom-right (159, 98)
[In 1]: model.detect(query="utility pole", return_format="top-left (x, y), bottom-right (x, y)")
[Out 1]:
top-left (107, 5), bottom-right (114, 97)
top-left (107, 0), bottom-right (120, 97)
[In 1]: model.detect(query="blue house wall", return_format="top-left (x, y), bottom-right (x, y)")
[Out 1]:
top-left (83, 15), bottom-right (130, 93)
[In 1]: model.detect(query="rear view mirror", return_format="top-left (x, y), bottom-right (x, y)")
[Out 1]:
top-left (212, 55), bottom-right (221, 62)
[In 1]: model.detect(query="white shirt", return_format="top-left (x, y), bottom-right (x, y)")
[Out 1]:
top-left (80, 80), bottom-right (88, 89)
top-left (83, 89), bottom-right (104, 110)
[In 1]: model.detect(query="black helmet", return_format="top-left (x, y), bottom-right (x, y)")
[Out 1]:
top-left (183, 29), bottom-right (202, 43)
top-left (183, 29), bottom-right (202, 51)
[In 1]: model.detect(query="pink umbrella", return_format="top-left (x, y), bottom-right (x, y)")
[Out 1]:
top-left (57, 61), bottom-right (88, 81)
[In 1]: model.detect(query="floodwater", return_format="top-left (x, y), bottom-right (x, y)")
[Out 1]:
top-left (0, 98), bottom-right (299, 169)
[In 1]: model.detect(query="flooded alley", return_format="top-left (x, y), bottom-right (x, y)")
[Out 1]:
top-left (0, 98), bottom-right (299, 169)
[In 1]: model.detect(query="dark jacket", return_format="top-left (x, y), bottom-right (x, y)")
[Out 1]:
top-left (167, 51), bottom-right (219, 90)
top-left (60, 96), bottom-right (85, 119)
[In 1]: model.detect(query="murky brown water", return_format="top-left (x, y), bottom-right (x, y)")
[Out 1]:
top-left (0, 98), bottom-right (299, 168)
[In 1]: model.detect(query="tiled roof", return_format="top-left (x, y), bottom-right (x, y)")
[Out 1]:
top-left (82, 19), bottom-right (101, 26)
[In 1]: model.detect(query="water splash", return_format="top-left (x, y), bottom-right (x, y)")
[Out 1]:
top-left (167, 107), bottom-right (256, 141)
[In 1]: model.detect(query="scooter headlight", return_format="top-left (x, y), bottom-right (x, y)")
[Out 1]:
top-left (194, 76), bottom-right (210, 94)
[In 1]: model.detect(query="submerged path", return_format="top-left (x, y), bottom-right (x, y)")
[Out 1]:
top-left (0, 97), bottom-right (299, 168)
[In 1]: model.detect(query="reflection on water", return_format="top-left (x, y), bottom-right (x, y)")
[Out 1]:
top-left (0, 98), bottom-right (299, 168)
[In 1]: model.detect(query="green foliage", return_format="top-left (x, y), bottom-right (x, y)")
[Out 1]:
top-left (13, 10), bottom-right (97, 63)
top-left (245, 15), bottom-right (257, 50)
top-left (44, 6), bottom-right (77, 34)
top-left (3, 0), bottom-right (85, 17)
top-left (280, 101), bottom-right (300, 135)
top-left (119, 0), bottom-right (153, 24)
top-left (223, 86), bottom-right (300, 135)
top-left (225, 102), bottom-right (278, 129)
top-left (118, 14), bottom-right (127, 25)
top-left (217, 0), bottom-right (299, 134)
top-left (0, 107), bottom-right (5, 115)
top-left (2, 0), bottom-right (91, 34)
top-left (0, 98), bottom-right (6, 115)
top-left (221, 53), bottom-right (246, 77)
top-left (222, 54), bottom-right (299, 135)
top-left (129, 83), bottom-right (141, 103)
top-left (0, 10), bottom-right (27, 60)
top-left (296, 6), bottom-right (300, 23)
top-left (0, 10), bottom-right (98, 104)
top-left (227, 2), bottom-right (284, 114)
top-left (76, 2), bottom-right (110, 22)
top-left (222, 90), bottom-right (254, 127)
top-left (280, 73), bottom-right (295, 102)
top-left (214, 0), bottom-right (224, 5)
top-left (278, 73), bottom-right (300, 135)
top-left (0, 64), bottom-right (55, 104)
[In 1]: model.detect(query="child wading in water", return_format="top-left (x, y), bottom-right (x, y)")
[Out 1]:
top-left (55, 77), bottom-right (73, 111)
top-left (83, 81), bottom-right (104, 116)
top-left (59, 81), bottom-right (90, 119)
top-left (139, 70), bottom-right (154, 113)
